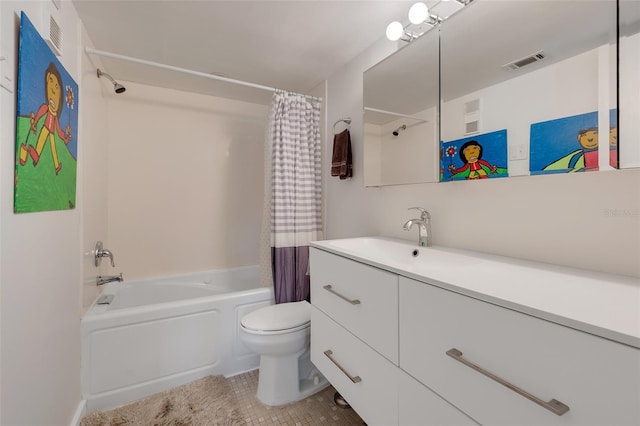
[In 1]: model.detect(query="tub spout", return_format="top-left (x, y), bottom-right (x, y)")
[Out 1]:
top-left (97, 273), bottom-right (123, 286)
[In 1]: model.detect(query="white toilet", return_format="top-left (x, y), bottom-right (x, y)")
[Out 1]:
top-left (239, 300), bottom-right (328, 406)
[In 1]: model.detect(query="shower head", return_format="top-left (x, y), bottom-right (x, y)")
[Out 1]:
top-left (96, 68), bottom-right (126, 94)
top-left (392, 124), bottom-right (407, 136)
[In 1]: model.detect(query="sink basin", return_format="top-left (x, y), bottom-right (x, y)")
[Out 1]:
top-left (314, 237), bottom-right (417, 261)
top-left (310, 236), bottom-right (479, 275)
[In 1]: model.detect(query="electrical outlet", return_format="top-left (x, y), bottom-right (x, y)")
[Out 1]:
top-left (509, 144), bottom-right (527, 161)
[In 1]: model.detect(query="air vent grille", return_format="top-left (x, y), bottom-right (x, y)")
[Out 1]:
top-left (48, 15), bottom-right (62, 54)
top-left (503, 51), bottom-right (545, 71)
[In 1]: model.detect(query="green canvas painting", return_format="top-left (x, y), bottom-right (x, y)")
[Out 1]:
top-left (14, 12), bottom-right (78, 213)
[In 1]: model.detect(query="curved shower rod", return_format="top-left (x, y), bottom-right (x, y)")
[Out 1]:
top-left (84, 47), bottom-right (322, 101)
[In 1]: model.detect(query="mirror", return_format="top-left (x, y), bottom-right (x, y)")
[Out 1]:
top-left (619, 0), bottom-right (640, 168)
top-left (363, 27), bottom-right (439, 187)
top-left (440, 0), bottom-right (617, 179)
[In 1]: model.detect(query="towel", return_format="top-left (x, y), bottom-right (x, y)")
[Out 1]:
top-left (331, 129), bottom-right (353, 179)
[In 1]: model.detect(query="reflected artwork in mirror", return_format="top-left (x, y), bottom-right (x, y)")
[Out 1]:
top-left (363, 27), bottom-right (439, 187)
top-left (619, 0), bottom-right (640, 168)
top-left (440, 0), bottom-right (617, 177)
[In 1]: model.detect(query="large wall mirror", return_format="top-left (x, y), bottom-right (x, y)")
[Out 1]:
top-left (440, 0), bottom-right (618, 178)
top-left (619, 0), bottom-right (640, 168)
top-left (363, 27), bottom-right (439, 187)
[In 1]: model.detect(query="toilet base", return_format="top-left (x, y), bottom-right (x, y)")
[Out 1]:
top-left (256, 347), bottom-right (329, 406)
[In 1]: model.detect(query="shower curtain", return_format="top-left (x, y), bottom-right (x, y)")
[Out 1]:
top-left (260, 90), bottom-right (322, 304)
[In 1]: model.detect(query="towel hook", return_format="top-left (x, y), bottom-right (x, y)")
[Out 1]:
top-left (333, 117), bottom-right (351, 134)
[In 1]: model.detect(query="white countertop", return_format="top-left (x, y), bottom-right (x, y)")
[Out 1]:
top-left (310, 237), bottom-right (640, 349)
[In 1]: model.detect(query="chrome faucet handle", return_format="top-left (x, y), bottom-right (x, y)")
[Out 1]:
top-left (408, 207), bottom-right (430, 222)
top-left (94, 241), bottom-right (116, 267)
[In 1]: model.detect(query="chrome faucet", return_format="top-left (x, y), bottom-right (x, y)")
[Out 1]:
top-left (97, 273), bottom-right (123, 286)
top-left (94, 241), bottom-right (116, 267)
top-left (403, 207), bottom-right (432, 247)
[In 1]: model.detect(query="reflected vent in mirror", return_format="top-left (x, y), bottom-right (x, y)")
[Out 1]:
top-left (465, 120), bottom-right (480, 134)
top-left (464, 98), bottom-right (481, 135)
top-left (502, 51), bottom-right (545, 71)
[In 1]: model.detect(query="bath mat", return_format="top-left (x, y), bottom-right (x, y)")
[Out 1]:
top-left (80, 375), bottom-right (244, 426)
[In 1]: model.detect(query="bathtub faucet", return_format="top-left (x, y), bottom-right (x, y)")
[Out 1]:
top-left (94, 241), bottom-right (116, 267)
top-left (97, 273), bottom-right (123, 286)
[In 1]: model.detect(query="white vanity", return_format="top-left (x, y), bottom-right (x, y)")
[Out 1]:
top-left (309, 237), bottom-right (640, 426)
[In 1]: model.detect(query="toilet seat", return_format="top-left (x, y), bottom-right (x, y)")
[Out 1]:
top-left (241, 301), bottom-right (310, 335)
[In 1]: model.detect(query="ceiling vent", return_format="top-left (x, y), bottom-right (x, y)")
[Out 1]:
top-left (502, 51), bottom-right (545, 71)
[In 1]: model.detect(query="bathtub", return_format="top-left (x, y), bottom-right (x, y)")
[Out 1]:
top-left (81, 265), bottom-right (273, 413)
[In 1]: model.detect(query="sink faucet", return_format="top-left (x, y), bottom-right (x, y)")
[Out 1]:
top-left (403, 207), bottom-right (432, 247)
top-left (97, 273), bottom-right (123, 286)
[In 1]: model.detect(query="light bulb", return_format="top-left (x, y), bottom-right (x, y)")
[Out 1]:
top-left (386, 21), bottom-right (404, 41)
top-left (408, 2), bottom-right (429, 25)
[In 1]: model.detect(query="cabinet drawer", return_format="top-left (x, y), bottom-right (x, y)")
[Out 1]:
top-left (399, 370), bottom-right (479, 426)
top-left (310, 248), bottom-right (398, 363)
top-left (311, 306), bottom-right (398, 426)
top-left (399, 277), bottom-right (640, 426)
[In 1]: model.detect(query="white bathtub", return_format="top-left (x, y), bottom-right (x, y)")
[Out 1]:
top-left (81, 265), bottom-right (273, 413)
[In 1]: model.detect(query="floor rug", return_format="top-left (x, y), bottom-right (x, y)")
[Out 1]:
top-left (80, 375), bottom-right (243, 426)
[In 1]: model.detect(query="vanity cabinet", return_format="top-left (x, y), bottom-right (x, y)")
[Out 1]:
top-left (309, 244), bottom-right (640, 426)
top-left (309, 248), bottom-right (398, 364)
top-left (310, 248), bottom-right (478, 426)
top-left (400, 276), bottom-right (640, 426)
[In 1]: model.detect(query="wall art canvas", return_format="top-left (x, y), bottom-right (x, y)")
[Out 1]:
top-left (529, 110), bottom-right (615, 175)
top-left (440, 129), bottom-right (508, 181)
top-left (609, 108), bottom-right (618, 169)
top-left (14, 12), bottom-right (78, 213)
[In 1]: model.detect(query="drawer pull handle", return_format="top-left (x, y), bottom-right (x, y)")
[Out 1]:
top-left (323, 285), bottom-right (361, 305)
top-left (324, 350), bottom-right (362, 383)
top-left (446, 348), bottom-right (570, 416)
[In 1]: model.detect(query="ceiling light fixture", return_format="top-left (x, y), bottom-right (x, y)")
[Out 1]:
top-left (408, 2), bottom-right (429, 25)
top-left (386, 21), bottom-right (417, 42)
top-left (386, 0), bottom-right (473, 43)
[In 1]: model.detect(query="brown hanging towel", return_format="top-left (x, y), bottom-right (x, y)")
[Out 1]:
top-left (331, 129), bottom-right (353, 179)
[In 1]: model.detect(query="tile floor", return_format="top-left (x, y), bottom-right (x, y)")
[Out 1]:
top-left (228, 370), bottom-right (366, 425)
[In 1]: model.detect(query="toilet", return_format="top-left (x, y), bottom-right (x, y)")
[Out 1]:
top-left (239, 300), bottom-right (328, 406)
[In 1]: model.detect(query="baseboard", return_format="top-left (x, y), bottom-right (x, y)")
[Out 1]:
top-left (70, 399), bottom-right (87, 426)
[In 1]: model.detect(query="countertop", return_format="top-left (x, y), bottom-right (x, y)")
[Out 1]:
top-left (310, 236), bottom-right (640, 349)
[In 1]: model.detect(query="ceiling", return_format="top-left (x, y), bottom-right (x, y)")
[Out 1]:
top-left (73, 0), bottom-right (416, 104)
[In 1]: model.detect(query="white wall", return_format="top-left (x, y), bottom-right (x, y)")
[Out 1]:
top-left (364, 108), bottom-right (437, 186)
top-left (326, 37), bottom-right (640, 278)
top-left (620, 31), bottom-right (640, 168)
top-left (0, 1), bottom-right (83, 424)
top-left (80, 27), bottom-right (110, 314)
top-left (105, 83), bottom-right (267, 280)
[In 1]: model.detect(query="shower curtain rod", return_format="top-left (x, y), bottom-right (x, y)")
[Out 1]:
top-left (364, 107), bottom-right (428, 123)
top-left (84, 47), bottom-right (322, 101)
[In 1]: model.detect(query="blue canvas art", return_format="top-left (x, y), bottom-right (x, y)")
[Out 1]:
top-left (440, 129), bottom-right (508, 182)
top-left (609, 109), bottom-right (618, 168)
top-left (14, 12), bottom-right (78, 213)
top-left (529, 110), bottom-right (616, 175)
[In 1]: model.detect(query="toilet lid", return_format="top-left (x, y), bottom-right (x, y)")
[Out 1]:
top-left (241, 301), bottom-right (310, 332)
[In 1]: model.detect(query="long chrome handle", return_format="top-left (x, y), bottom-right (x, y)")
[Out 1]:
top-left (324, 350), bottom-right (362, 383)
top-left (323, 285), bottom-right (361, 305)
top-left (446, 348), bottom-right (569, 416)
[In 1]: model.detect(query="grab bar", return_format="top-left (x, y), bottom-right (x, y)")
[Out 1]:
top-left (446, 348), bottom-right (570, 416)
top-left (324, 350), bottom-right (361, 383)
top-left (322, 285), bottom-right (361, 305)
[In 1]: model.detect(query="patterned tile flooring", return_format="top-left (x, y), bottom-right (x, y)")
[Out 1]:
top-left (229, 370), bottom-right (366, 425)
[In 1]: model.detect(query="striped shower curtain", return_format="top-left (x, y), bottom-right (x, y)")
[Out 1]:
top-left (263, 90), bottom-right (322, 304)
